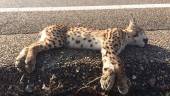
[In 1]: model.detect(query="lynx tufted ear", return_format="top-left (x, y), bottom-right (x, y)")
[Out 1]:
top-left (126, 19), bottom-right (137, 32)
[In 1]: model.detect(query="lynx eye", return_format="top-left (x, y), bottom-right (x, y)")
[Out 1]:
top-left (104, 68), bottom-right (108, 71)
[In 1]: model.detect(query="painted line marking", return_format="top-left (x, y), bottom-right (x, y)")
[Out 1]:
top-left (0, 4), bottom-right (170, 12)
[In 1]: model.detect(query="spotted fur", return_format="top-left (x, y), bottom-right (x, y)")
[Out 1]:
top-left (15, 20), bottom-right (148, 94)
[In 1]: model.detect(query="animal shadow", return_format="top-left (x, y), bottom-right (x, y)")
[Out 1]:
top-left (0, 44), bottom-right (169, 96)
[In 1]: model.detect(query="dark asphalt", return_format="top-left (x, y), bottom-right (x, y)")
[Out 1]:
top-left (0, 0), bottom-right (169, 8)
top-left (0, 30), bottom-right (170, 96)
top-left (0, 8), bottom-right (170, 35)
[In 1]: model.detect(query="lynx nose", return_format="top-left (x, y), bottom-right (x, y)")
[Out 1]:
top-left (143, 38), bottom-right (148, 44)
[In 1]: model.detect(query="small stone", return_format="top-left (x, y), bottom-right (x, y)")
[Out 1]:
top-left (148, 78), bottom-right (156, 87)
top-left (165, 58), bottom-right (170, 64)
top-left (83, 72), bottom-right (86, 75)
top-left (41, 66), bottom-right (45, 71)
top-left (165, 58), bottom-right (169, 62)
top-left (8, 85), bottom-right (12, 90)
top-left (150, 59), bottom-right (154, 63)
top-left (76, 67), bottom-right (80, 73)
top-left (43, 60), bottom-right (47, 64)
top-left (140, 66), bottom-right (144, 70)
top-left (42, 83), bottom-right (50, 91)
top-left (25, 84), bottom-right (34, 93)
top-left (85, 57), bottom-right (90, 59)
top-left (73, 74), bottom-right (76, 77)
top-left (132, 75), bottom-right (137, 80)
top-left (82, 76), bottom-right (85, 79)
top-left (160, 76), bottom-right (163, 79)
top-left (51, 74), bottom-right (57, 80)
top-left (158, 52), bottom-right (162, 54)
top-left (38, 79), bottom-right (41, 82)
top-left (161, 70), bottom-right (165, 73)
top-left (127, 64), bottom-right (130, 67)
top-left (142, 83), bottom-right (145, 87)
top-left (165, 74), bottom-right (168, 78)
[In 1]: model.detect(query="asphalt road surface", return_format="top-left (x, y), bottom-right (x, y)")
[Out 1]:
top-left (0, 0), bottom-right (170, 8)
top-left (0, 30), bottom-right (170, 96)
top-left (0, 0), bottom-right (170, 96)
top-left (0, 0), bottom-right (169, 35)
top-left (0, 8), bottom-right (170, 35)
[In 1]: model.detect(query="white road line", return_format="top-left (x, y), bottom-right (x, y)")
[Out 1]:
top-left (0, 4), bottom-right (170, 12)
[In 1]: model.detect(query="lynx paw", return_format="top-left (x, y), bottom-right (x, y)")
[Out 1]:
top-left (100, 68), bottom-right (115, 90)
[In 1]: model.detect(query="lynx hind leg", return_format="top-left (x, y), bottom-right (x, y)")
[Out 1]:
top-left (15, 42), bottom-right (45, 73)
top-left (15, 25), bottom-right (66, 73)
top-left (24, 42), bottom-right (45, 73)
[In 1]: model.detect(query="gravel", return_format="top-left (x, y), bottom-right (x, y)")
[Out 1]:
top-left (0, 30), bottom-right (170, 96)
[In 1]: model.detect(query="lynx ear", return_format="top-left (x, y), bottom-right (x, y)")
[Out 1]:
top-left (126, 19), bottom-right (136, 31)
top-left (126, 14), bottom-right (138, 32)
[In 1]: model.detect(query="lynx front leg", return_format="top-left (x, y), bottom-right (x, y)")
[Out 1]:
top-left (100, 45), bottom-right (130, 94)
top-left (115, 63), bottom-right (130, 94)
top-left (100, 47), bottom-right (117, 91)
